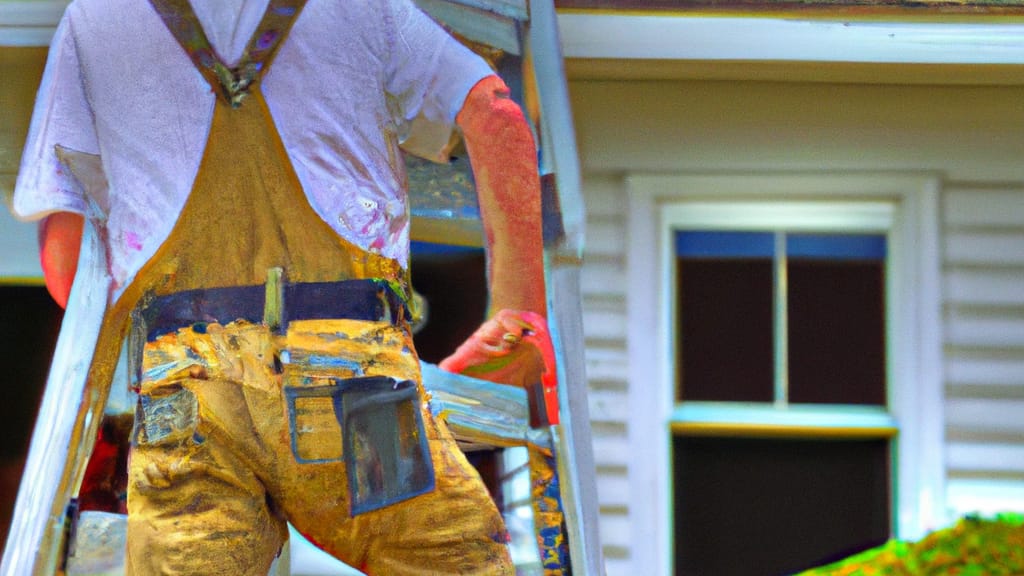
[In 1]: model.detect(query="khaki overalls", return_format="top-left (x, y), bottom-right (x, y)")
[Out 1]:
top-left (117, 1), bottom-right (512, 573)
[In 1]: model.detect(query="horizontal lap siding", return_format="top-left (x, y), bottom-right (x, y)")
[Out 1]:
top-left (581, 174), bottom-right (633, 575)
top-left (942, 185), bottom-right (1024, 517)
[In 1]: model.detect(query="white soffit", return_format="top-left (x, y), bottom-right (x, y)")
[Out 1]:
top-left (557, 13), bottom-right (1024, 65)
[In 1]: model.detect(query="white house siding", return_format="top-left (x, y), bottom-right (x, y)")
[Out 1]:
top-left (943, 186), bottom-right (1024, 517)
top-left (579, 173), bottom-right (632, 576)
top-left (569, 76), bottom-right (1024, 574)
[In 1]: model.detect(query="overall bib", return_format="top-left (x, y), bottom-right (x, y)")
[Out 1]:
top-left (121, 1), bottom-right (512, 573)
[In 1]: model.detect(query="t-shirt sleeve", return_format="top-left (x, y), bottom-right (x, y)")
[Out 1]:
top-left (383, 0), bottom-right (495, 162)
top-left (12, 10), bottom-right (100, 222)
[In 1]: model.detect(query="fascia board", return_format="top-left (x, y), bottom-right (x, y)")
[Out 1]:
top-left (557, 13), bottom-right (1024, 64)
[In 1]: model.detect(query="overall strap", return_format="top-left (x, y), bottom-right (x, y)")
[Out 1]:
top-left (148, 0), bottom-right (307, 107)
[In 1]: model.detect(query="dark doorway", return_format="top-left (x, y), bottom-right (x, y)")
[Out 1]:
top-left (0, 285), bottom-right (63, 546)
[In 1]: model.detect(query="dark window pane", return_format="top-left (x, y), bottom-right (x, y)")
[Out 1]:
top-left (673, 435), bottom-right (891, 576)
top-left (788, 257), bottom-right (886, 405)
top-left (677, 258), bottom-right (774, 402)
top-left (676, 231), bottom-right (776, 402)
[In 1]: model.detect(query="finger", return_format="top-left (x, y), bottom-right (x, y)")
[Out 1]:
top-left (439, 310), bottom-right (549, 376)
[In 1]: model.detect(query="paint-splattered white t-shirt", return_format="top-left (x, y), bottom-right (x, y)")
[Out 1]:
top-left (13, 0), bottom-right (493, 300)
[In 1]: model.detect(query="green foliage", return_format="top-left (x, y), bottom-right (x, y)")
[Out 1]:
top-left (799, 514), bottom-right (1024, 575)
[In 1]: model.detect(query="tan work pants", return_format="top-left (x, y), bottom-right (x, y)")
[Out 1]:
top-left (126, 318), bottom-right (513, 575)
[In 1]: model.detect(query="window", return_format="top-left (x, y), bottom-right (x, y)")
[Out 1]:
top-left (624, 175), bottom-right (943, 576)
top-left (672, 227), bottom-right (893, 574)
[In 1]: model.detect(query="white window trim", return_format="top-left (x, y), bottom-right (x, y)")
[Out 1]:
top-left (625, 173), bottom-right (943, 576)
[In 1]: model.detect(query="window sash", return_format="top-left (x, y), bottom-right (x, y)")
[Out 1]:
top-left (669, 202), bottom-right (894, 411)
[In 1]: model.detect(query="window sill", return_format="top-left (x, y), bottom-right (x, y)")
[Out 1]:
top-left (671, 402), bottom-right (899, 439)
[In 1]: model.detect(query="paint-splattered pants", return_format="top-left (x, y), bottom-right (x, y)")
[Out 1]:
top-left (126, 318), bottom-right (512, 575)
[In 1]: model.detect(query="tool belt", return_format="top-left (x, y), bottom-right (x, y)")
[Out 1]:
top-left (132, 275), bottom-right (432, 516)
top-left (140, 277), bottom-right (410, 341)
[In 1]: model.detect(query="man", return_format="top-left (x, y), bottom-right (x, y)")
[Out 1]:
top-left (15, 0), bottom-right (548, 573)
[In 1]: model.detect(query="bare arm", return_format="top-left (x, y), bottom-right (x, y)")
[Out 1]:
top-left (38, 211), bottom-right (84, 309)
top-left (440, 75), bottom-right (553, 392)
top-left (455, 75), bottom-right (546, 317)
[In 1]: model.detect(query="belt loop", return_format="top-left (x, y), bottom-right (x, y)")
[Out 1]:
top-left (376, 283), bottom-right (393, 326)
top-left (128, 305), bottom-right (148, 391)
top-left (265, 267), bottom-right (286, 333)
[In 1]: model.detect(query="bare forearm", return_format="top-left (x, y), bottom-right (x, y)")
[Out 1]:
top-left (456, 75), bottom-right (546, 317)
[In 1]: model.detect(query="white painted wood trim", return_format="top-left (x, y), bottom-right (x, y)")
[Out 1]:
top-left (905, 178), bottom-right (946, 536)
top-left (0, 0), bottom-right (68, 46)
top-left (626, 173), bottom-right (944, 575)
top-left (892, 177), bottom-right (946, 537)
top-left (558, 14), bottom-right (1024, 65)
top-left (661, 201), bottom-right (894, 232)
top-left (625, 177), bottom-right (671, 576)
top-left (671, 403), bottom-right (899, 431)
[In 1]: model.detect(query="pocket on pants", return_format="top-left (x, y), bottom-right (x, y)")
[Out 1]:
top-left (133, 386), bottom-right (200, 446)
top-left (284, 376), bottom-right (435, 516)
